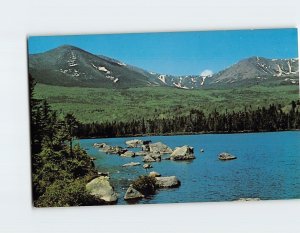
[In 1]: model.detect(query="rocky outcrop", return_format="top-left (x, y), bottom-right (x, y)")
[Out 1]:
top-left (170, 146), bottom-right (195, 160)
top-left (124, 185), bottom-right (144, 200)
top-left (122, 162), bottom-right (141, 167)
top-left (86, 177), bottom-right (118, 204)
top-left (121, 151), bottom-right (135, 157)
top-left (148, 142), bottom-right (173, 154)
top-left (149, 171), bottom-right (161, 177)
top-left (155, 176), bottom-right (181, 188)
top-left (218, 152), bottom-right (237, 161)
top-left (125, 139), bottom-right (143, 148)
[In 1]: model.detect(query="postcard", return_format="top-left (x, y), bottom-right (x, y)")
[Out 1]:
top-left (28, 28), bottom-right (300, 207)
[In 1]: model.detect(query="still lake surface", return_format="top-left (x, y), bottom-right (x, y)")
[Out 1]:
top-left (79, 131), bottom-right (300, 205)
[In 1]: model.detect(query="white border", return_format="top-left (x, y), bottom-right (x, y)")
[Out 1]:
top-left (0, 0), bottom-right (299, 232)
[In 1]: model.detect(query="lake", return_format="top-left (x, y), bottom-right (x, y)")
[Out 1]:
top-left (78, 131), bottom-right (300, 205)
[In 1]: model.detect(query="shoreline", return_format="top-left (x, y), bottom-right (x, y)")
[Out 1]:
top-left (77, 129), bottom-right (300, 140)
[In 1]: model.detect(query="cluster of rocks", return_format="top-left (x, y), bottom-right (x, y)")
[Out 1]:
top-left (94, 140), bottom-right (197, 169)
top-left (124, 172), bottom-right (181, 201)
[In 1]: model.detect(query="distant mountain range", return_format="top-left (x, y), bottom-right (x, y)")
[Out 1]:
top-left (28, 45), bottom-right (299, 89)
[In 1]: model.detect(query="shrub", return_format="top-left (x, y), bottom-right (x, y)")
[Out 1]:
top-left (132, 175), bottom-right (157, 196)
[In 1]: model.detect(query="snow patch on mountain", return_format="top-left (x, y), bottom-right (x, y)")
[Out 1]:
top-left (158, 75), bottom-right (167, 84)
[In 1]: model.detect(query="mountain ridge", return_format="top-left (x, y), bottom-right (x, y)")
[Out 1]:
top-left (28, 45), bottom-right (299, 89)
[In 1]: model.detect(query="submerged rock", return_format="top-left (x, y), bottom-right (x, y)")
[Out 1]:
top-left (122, 162), bottom-right (141, 167)
top-left (86, 177), bottom-right (118, 204)
top-left (155, 176), bottom-right (181, 188)
top-left (170, 145), bottom-right (195, 160)
top-left (125, 139), bottom-right (143, 148)
top-left (124, 185), bottom-right (144, 200)
top-left (218, 152), bottom-right (237, 161)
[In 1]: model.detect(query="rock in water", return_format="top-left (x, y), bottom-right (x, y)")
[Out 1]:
top-left (143, 163), bottom-right (152, 169)
top-left (121, 151), bottom-right (135, 157)
top-left (125, 139), bottom-right (143, 148)
top-left (149, 142), bottom-right (173, 154)
top-left (149, 171), bottom-right (161, 177)
top-left (93, 142), bottom-right (108, 148)
top-left (86, 177), bottom-right (118, 204)
top-left (122, 162), bottom-right (141, 167)
top-left (143, 155), bottom-right (156, 162)
top-left (124, 186), bottom-right (144, 200)
top-left (155, 176), bottom-right (181, 188)
top-left (170, 146), bottom-right (195, 160)
top-left (218, 152), bottom-right (237, 161)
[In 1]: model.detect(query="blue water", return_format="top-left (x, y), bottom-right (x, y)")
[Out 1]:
top-left (78, 131), bottom-right (300, 205)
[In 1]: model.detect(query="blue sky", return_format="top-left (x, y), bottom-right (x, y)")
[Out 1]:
top-left (28, 28), bottom-right (298, 75)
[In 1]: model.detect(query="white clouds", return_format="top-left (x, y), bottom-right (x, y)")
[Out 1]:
top-left (200, 69), bottom-right (213, 77)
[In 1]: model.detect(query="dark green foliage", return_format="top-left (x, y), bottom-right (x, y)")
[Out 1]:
top-left (35, 179), bottom-right (94, 207)
top-left (76, 101), bottom-right (300, 138)
top-left (132, 176), bottom-right (157, 196)
top-left (29, 74), bottom-right (97, 207)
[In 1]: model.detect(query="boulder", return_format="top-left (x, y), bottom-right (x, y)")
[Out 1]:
top-left (149, 142), bottom-right (173, 154)
top-left (86, 177), bottom-right (118, 204)
top-left (124, 185), bottom-right (144, 200)
top-left (142, 144), bottom-right (150, 152)
top-left (142, 152), bottom-right (161, 162)
top-left (135, 151), bottom-right (147, 156)
top-left (93, 142), bottom-right (107, 148)
top-left (125, 139), bottom-right (143, 148)
top-left (170, 146), bottom-right (195, 160)
top-left (218, 152), bottom-right (237, 161)
top-left (143, 155), bottom-right (156, 162)
top-left (122, 162), bottom-right (141, 167)
top-left (143, 163), bottom-right (152, 169)
top-left (149, 171), bottom-right (161, 177)
top-left (155, 176), bottom-right (181, 188)
top-left (121, 151), bottom-right (135, 157)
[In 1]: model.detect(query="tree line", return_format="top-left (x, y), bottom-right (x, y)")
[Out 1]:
top-left (77, 101), bottom-right (300, 138)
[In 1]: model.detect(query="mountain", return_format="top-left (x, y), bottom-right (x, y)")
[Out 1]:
top-left (207, 56), bottom-right (299, 87)
top-left (28, 45), bottom-right (299, 89)
top-left (28, 45), bottom-right (161, 88)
